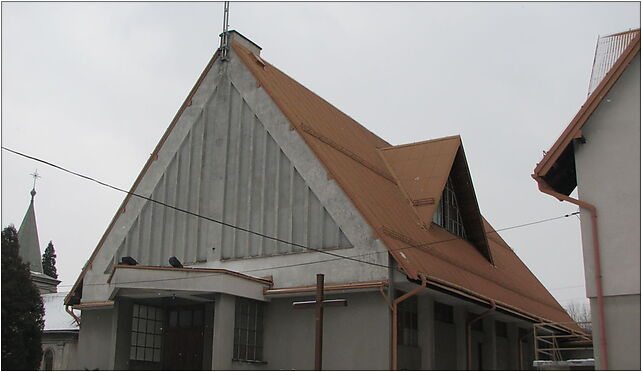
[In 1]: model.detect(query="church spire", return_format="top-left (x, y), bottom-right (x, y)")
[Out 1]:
top-left (18, 170), bottom-right (44, 273)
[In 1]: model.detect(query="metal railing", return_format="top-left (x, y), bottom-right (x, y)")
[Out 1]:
top-left (533, 321), bottom-right (593, 363)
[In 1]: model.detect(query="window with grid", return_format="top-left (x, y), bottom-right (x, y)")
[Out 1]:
top-left (432, 176), bottom-right (467, 239)
top-left (397, 291), bottom-right (418, 346)
top-left (233, 297), bottom-right (264, 362)
top-left (130, 304), bottom-right (164, 363)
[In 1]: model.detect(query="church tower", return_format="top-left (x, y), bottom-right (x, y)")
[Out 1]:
top-left (17, 172), bottom-right (60, 293)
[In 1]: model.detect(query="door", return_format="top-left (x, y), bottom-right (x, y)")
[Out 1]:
top-left (163, 306), bottom-right (205, 370)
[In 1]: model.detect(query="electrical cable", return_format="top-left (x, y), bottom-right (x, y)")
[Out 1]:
top-left (4, 146), bottom-right (580, 288)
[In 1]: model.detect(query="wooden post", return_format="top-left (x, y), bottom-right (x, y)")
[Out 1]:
top-left (293, 274), bottom-right (348, 370)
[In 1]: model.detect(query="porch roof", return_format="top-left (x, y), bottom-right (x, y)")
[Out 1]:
top-left (106, 265), bottom-right (272, 302)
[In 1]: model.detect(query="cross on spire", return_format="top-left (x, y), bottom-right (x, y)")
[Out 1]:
top-left (293, 274), bottom-right (348, 370)
top-left (29, 169), bottom-right (41, 200)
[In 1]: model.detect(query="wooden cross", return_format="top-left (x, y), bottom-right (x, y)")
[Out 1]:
top-left (293, 274), bottom-right (348, 370)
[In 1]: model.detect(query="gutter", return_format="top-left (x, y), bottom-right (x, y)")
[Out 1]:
top-left (391, 274), bottom-right (427, 371)
top-left (467, 300), bottom-right (496, 370)
top-left (533, 175), bottom-right (608, 370)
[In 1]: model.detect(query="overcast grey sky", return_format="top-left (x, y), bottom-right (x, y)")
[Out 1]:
top-left (2, 2), bottom-right (639, 307)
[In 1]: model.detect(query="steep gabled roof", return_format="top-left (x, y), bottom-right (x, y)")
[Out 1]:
top-left (534, 30), bottom-right (640, 194)
top-left (66, 34), bottom-right (574, 328)
top-left (233, 41), bottom-right (574, 326)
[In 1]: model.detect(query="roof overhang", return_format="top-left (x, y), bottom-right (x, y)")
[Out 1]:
top-left (106, 265), bottom-right (272, 302)
top-left (533, 31), bottom-right (640, 194)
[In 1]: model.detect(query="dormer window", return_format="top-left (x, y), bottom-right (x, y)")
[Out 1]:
top-left (432, 177), bottom-right (467, 239)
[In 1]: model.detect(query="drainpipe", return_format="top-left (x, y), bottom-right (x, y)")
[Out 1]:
top-left (392, 274), bottom-right (427, 371)
top-left (65, 305), bottom-right (81, 326)
top-left (533, 176), bottom-right (608, 370)
top-left (466, 300), bottom-right (496, 370)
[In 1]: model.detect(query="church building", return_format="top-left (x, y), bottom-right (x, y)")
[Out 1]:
top-left (16, 185), bottom-right (80, 370)
top-left (64, 31), bottom-right (581, 370)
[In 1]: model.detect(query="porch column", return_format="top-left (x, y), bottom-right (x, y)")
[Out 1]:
top-left (417, 295), bottom-right (435, 370)
top-left (211, 293), bottom-right (235, 370)
top-left (507, 323), bottom-right (519, 370)
top-left (454, 306), bottom-right (467, 370)
top-left (482, 316), bottom-right (497, 370)
top-left (113, 299), bottom-right (134, 370)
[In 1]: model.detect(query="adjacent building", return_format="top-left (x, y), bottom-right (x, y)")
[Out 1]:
top-left (64, 31), bottom-right (581, 370)
top-left (16, 187), bottom-right (80, 370)
top-left (533, 29), bottom-right (640, 370)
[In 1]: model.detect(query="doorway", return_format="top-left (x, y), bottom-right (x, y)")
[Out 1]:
top-left (163, 306), bottom-right (205, 370)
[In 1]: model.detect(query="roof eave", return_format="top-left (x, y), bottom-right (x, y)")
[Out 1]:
top-left (534, 33), bottom-right (641, 181)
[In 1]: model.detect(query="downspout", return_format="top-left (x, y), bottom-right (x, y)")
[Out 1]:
top-left (65, 305), bottom-right (81, 326)
top-left (392, 274), bottom-right (427, 371)
top-left (533, 176), bottom-right (608, 370)
top-left (466, 300), bottom-right (496, 370)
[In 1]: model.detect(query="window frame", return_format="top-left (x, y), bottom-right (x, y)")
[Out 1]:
top-left (233, 297), bottom-right (265, 363)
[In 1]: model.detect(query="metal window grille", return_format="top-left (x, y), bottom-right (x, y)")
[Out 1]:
top-left (130, 304), bottom-right (164, 363)
top-left (397, 292), bottom-right (418, 346)
top-left (233, 298), bottom-right (264, 362)
top-left (432, 177), bottom-right (467, 240)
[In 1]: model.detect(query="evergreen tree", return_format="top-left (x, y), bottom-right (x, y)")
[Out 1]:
top-left (1, 225), bottom-right (44, 370)
top-left (41, 241), bottom-right (58, 279)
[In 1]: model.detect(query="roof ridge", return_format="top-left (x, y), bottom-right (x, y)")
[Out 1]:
top-left (380, 134), bottom-right (461, 151)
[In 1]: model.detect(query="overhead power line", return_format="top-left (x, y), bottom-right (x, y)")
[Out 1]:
top-left (3, 146), bottom-right (579, 281)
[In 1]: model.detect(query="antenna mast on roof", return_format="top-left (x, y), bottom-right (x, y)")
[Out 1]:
top-left (220, 1), bottom-right (230, 61)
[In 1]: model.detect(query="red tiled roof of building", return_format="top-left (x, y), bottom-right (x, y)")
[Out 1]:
top-left (233, 41), bottom-right (576, 328)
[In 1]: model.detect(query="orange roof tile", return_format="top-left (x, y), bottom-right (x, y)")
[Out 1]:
top-left (233, 41), bottom-right (576, 328)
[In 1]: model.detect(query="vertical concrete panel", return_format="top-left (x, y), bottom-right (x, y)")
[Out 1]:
top-left (113, 299), bottom-right (133, 370)
top-left (418, 295), bottom-right (435, 370)
top-left (482, 317), bottom-right (496, 370)
top-left (76, 309), bottom-right (115, 370)
top-left (261, 132), bottom-right (278, 256)
top-left (175, 134), bottom-right (192, 262)
top-left (163, 156), bottom-right (179, 264)
top-left (453, 307), bottom-right (467, 370)
top-left (208, 81), bottom-right (230, 261)
top-left (139, 202), bottom-right (153, 265)
top-left (235, 100), bottom-right (253, 258)
top-left (212, 294), bottom-right (235, 370)
top-left (277, 151), bottom-right (292, 254)
top-left (506, 323), bottom-right (519, 370)
top-left (149, 182), bottom-right (164, 266)
top-left (202, 303), bottom-right (215, 369)
top-left (249, 118), bottom-right (266, 257)
top-left (186, 117), bottom-right (204, 264)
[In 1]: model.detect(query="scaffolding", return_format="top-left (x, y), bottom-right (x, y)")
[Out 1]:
top-left (533, 321), bottom-right (594, 370)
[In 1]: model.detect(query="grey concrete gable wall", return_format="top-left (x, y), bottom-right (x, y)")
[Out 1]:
top-left (575, 53), bottom-right (641, 297)
top-left (203, 48), bottom-right (390, 287)
top-left (80, 45), bottom-right (389, 302)
top-left (112, 78), bottom-right (350, 267)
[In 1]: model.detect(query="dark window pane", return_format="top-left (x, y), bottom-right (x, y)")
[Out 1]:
top-left (179, 310), bottom-right (192, 328)
top-left (193, 310), bottom-right (203, 327)
top-left (169, 311), bottom-right (178, 327)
